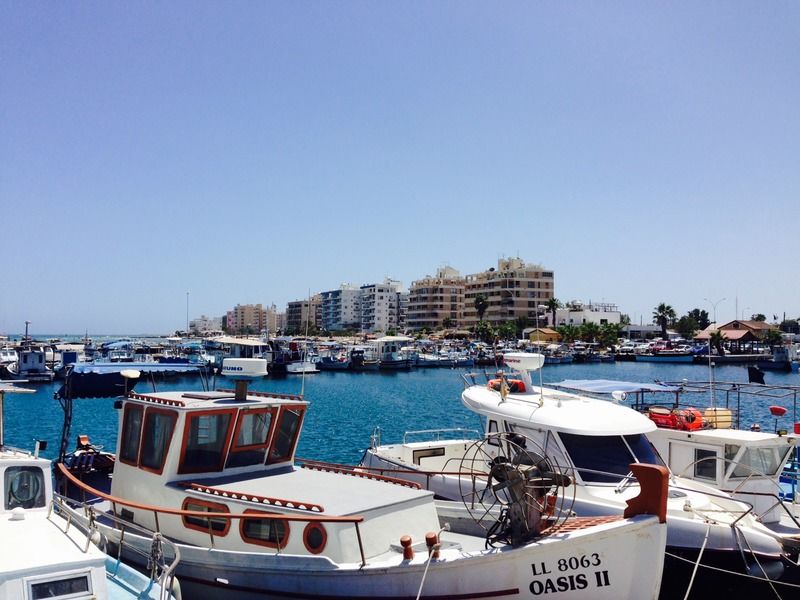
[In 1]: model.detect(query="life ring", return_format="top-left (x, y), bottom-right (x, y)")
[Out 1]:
top-left (488, 379), bottom-right (527, 393)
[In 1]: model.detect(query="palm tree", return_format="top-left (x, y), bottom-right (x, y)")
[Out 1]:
top-left (580, 322), bottom-right (601, 343)
top-left (709, 329), bottom-right (726, 356)
top-left (474, 293), bottom-right (489, 323)
top-left (544, 298), bottom-right (561, 328)
top-left (652, 303), bottom-right (676, 340)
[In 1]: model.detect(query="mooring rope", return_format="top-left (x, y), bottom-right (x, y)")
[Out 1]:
top-left (682, 523), bottom-right (710, 600)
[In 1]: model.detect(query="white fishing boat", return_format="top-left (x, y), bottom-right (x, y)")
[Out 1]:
top-left (0, 382), bottom-right (179, 600)
top-left (550, 379), bottom-right (800, 548)
top-left (56, 362), bottom-right (670, 600)
top-left (361, 353), bottom-right (799, 599)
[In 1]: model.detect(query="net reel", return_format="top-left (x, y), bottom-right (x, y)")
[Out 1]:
top-left (457, 431), bottom-right (574, 547)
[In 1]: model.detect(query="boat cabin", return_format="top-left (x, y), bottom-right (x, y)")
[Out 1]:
top-left (112, 389), bottom-right (307, 490)
top-left (646, 427), bottom-right (796, 522)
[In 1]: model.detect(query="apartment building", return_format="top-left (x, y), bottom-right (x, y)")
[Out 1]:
top-left (360, 279), bottom-right (404, 333)
top-left (226, 304), bottom-right (269, 334)
top-left (320, 284), bottom-right (362, 332)
top-left (285, 295), bottom-right (322, 334)
top-left (406, 266), bottom-right (465, 331)
top-left (551, 301), bottom-right (622, 327)
top-left (462, 258), bottom-right (554, 328)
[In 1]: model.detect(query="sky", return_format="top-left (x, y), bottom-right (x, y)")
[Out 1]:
top-left (1, 3), bottom-right (798, 335)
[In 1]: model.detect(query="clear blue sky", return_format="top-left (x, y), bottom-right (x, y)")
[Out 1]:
top-left (2, 3), bottom-right (798, 334)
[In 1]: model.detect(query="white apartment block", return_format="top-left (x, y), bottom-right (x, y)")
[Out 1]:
top-left (550, 301), bottom-right (622, 327)
top-left (189, 315), bottom-right (223, 335)
top-left (321, 284), bottom-right (362, 332)
top-left (360, 278), bottom-right (404, 333)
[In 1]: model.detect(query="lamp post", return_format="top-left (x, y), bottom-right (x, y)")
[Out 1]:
top-left (703, 297), bottom-right (725, 407)
top-left (186, 291), bottom-right (189, 335)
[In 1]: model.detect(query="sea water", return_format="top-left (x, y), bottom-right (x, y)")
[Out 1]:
top-left (3, 361), bottom-right (799, 464)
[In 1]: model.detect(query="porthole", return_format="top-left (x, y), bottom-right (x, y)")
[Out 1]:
top-left (303, 522), bottom-right (327, 554)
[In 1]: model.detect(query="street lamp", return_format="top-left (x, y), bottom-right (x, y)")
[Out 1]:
top-left (703, 297), bottom-right (725, 326)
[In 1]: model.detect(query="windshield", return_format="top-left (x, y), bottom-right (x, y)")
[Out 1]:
top-left (559, 432), bottom-right (664, 484)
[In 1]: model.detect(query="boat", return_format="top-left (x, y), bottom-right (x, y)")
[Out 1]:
top-left (56, 363), bottom-right (670, 600)
top-left (361, 353), bottom-right (799, 598)
top-left (0, 382), bottom-right (180, 600)
top-left (375, 336), bottom-right (414, 370)
top-left (3, 346), bottom-right (55, 382)
top-left (315, 351), bottom-right (351, 371)
top-left (349, 346), bottom-right (379, 370)
top-left (286, 356), bottom-right (319, 374)
top-left (551, 378), bottom-right (800, 549)
top-left (0, 345), bottom-right (17, 366)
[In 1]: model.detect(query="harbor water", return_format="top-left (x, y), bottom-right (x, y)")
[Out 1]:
top-left (4, 360), bottom-right (799, 464)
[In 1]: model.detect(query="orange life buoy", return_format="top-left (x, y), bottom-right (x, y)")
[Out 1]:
top-left (488, 379), bottom-right (526, 393)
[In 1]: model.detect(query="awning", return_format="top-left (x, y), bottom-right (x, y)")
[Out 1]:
top-left (554, 379), bottom-right (681, 394)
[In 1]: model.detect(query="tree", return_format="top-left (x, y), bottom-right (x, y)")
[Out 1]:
top-left (474, 294), bottom-right (489, 323)
top-left (515, 316), bottom-right (529, 338)
top-left (599, 323), bottom-right (624, 348)
top-left (779, 319), bottom-right (799, 334)
top-left (579, 322), bottom-right (601, 343)
top-left (544, 298), bottom-right (561, 328)
top-left (555, 324), bottom-right (580, 343)
top-left (763, 329), bottom-right (783, 347)
top-left (652, 303), bottom-right (677, 340)
top-left (709, 330), bottom-right (726, 356)
top-left (687, 309), bottom-right (710, 330)
top-left (442, 317), bottom-right (454, 330)
top-left (497, 321), bottom-right (517, 341)
top-left (675, 316), bottom-right (700, 340)
top-left (474, 320), bottom-right (494, 343)
top-left (752, 314), bottom-right (766, 322)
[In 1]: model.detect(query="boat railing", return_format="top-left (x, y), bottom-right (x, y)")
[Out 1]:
top-left (50, 492), bottom-right (181, 600)
top-left (56, 463), bottom-right (370, 566)
top-left (402, 428), bottom-right (481, 444)
top-left (672, 455), bottom-right (800, 530)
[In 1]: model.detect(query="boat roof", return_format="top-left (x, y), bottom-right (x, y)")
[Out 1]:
top-left (210, 336), bottom-right (270, 347)
top-left (185, 466), bottom-right (431, 516)
top-left (654, 427), bottom-right (797, 445)
top-left (0, 512), bottom-right (106, 575)
top-left (462, 385), bottom-right (656, 436)
top-left (554, 379), bottom-right (681, 394)
top-left (126, 389), bottom-right (306, 411)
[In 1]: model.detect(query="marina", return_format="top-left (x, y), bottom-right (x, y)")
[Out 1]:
top-left (2, 351), bottom-right (799, 598)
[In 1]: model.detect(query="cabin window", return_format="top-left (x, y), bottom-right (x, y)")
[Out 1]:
top-left (558, 432), bottom-right (663, 484)
top-left (120, 404), bottom-right (144, 465)
top-left (303, 522), bottom-right (327, 554)
top-left (487, 420), bottom-right (500, 446)
top-left (268, 406), bottom-right (304, 463)
top-left (29, 573), bottom-right (91, 599)
top-left (693, 449), bottom-right (717, 480)
top-left (731, 446), bottom-right (792, 478)
top-left (4, 466), bottom-right (46, 510)
top-left (240, 510), bottom-right (289, 548)
top-left (180, 410), bottom-right (235, 473)
top-left (182, 498), bottom-right (231, 536)
top-left (226, 409), bottom-right (275, 469)
top-left (139, 408), bottom-right (178, 473)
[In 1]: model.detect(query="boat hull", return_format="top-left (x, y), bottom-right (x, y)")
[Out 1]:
top-left (90, 512), bottom-right (666, 600)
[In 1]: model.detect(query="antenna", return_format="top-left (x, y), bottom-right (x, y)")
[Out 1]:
top-left (300, 290), bottom-right (311, 398)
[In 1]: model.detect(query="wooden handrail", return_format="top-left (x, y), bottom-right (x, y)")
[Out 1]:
top-left (56, 463), bottom-right (362, 524)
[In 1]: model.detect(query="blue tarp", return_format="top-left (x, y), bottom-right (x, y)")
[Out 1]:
top-left (554, 379), bottom-right (681, 394)
top-left (57, 362), bottom-right (203, 400)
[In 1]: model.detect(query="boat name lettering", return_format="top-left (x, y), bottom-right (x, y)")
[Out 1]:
top-left (529, 554), bottom-right (609, 595)
top-left (222, 366), bottom-right (243, 372)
